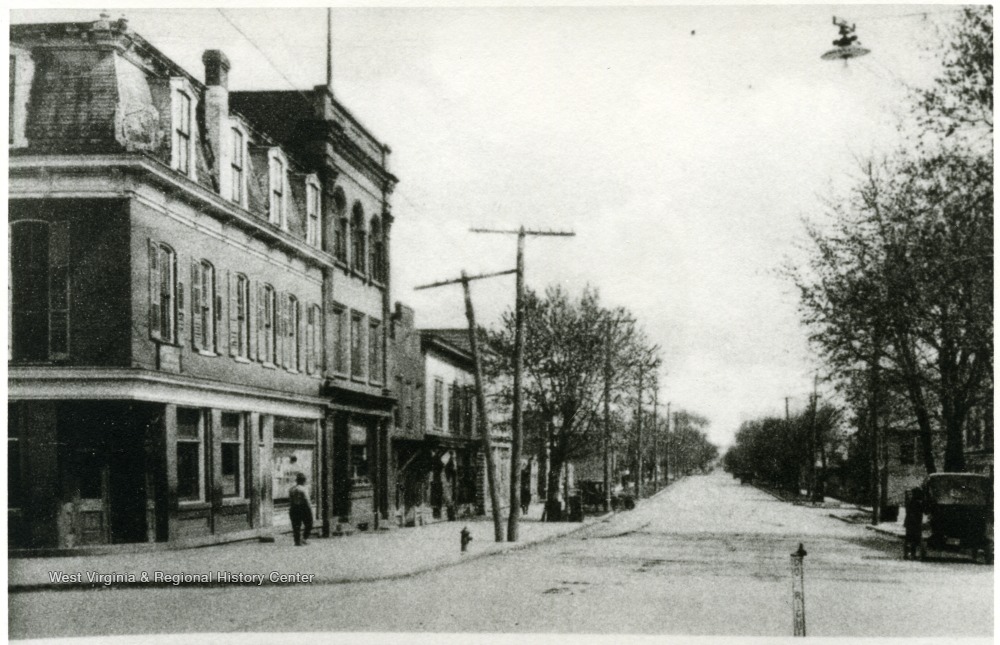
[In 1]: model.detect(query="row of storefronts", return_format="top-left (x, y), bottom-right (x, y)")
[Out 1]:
top-left (8, 17), bottom-right (506, 554)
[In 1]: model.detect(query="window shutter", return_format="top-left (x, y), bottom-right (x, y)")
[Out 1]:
top-left (214, 291), bottom-right (222, 353)
top-left (283, 294), bottom-right (291, 369)
top-left (315, 306), bottom-right (322, 373)
top-left (305, 305), bottom-right (315, 375)
top-left (176, 276), bottom-right (185, 343)
top-left (149, 240), bottom-right (161, 340)
top-left (228, 272), bottom-right (238, 356)
top-left (297, 299), bottom-right (304, 372)
top-left (276, 293), bottom-right (285, 368)
top-left (191, 260), bottom-right (202, 349)
top-left (48, 221), bottom-right (70, 359)
top-left (317, 306), bottom-right (325, 374)
top-left (255, 284), bottom-right (264, 362)
top-left (249, 281), bottom-right (258, 361)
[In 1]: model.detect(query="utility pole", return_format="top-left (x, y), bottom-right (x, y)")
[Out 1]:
top-left (672, 410), bottom-right (679, 477)
top-left (634, 352), bottom-right (660, 500)
top-left (415, 268), bottom-right (517, 542)
top-left (636, 365), bottom-right (644, 500)
top-left (664, 401), bottom-right (671, 485)
top-left (652, 376), bottom-right (659, 492)
top-left (471, 227), bottom-right (573, 541)
top-left (810, 374), bottom-right (821, 503)
top-left (602, 312), bottom-right (634, 513)
top-left (603, 325), bottom-right (612, 513)
top-left (869, 329), bottom-right (883, 525)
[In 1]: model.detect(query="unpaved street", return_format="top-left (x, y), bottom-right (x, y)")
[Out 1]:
top-left (10, 471), bottom-right (993, 638)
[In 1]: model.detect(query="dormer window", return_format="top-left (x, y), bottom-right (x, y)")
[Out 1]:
top-left (268, 149), bottom-right (288, 230)
top-left (306, 175), bottom-right (321, 248)
top-left (9, 47), bottom-right (34, 148)
top-left (230, 126), bottom-right (245, 205)
top-left (170, 78), bottom-right (198, 180)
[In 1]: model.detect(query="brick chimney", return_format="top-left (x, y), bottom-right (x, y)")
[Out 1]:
top-left (202, 50), bottom-right (231, 196)
top-left (203, 50), bottom-right (230, 89)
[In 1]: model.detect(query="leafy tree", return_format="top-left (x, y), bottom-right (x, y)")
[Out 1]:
top-left (792, 6), bottom-right (993, 479)
top-left (486, 285), bottom-right (654, 506)
top-left (917, 6), bottom-right (992, 143)
top-left (794, 149), bottom-right (992, 473)
top-left (666, 411), bottom-right (717, 477)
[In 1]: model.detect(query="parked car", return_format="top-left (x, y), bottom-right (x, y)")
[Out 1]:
top-left (577, 479), bottom-right (635, 512)
top-left (919, 473), bottom-right (993, 564)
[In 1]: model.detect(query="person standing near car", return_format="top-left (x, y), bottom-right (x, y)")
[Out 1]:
top-left (289, 473), bottom-right (313, 546)
top-left (904, 487), bottom-right (924, 559)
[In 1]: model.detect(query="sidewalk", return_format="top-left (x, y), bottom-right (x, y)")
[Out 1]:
top-left (8, 502), bottom-right (613, 593)
top-left (752, 483), bottom-right (906, 540)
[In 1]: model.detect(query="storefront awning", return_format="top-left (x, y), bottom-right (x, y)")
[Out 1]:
top-left (424, 434), bottom-right (481, 450)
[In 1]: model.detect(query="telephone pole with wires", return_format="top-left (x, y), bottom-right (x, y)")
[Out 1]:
top-left (470, 226), bottom-right (574, 541)
top-left (414, 268), bottom-right (518, 542)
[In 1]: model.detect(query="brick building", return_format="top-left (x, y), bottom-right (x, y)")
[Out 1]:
top-left (8, 15), bottom-right (395, 551)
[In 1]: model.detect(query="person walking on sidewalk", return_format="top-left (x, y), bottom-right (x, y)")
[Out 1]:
top-left (903, 487), bottom-right (924, 559)
top-left (289, 473), bottom-right (314, 546)
top-left (520, 475), bottom-right (532, 516)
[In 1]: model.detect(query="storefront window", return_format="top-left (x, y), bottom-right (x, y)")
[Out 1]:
top-left (349, 422), bottom-right (370, 485)
top-left (272, 417), bottom-right (317, 504)
top-left (220, 412), bottom-right (244, 498)
top-left (176, 407), bottom-right (204, 502)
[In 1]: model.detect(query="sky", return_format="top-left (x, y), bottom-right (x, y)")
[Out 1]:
top-left (9, 3), bottom-right (957, 448)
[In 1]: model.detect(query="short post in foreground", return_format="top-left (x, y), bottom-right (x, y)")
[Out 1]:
top-left (790, 543), bottom-right (808, 637)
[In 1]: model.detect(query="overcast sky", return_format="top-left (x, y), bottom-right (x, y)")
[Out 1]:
top-left (11, 4), bottom-right (957, 447)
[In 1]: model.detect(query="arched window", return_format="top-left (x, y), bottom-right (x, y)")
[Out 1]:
top-left (369, 216), bottom-right (384, 283)
top-left (333, 188), bottom-right (347, 262)
top-left (351, 202), bottom-right (366, 274)
top-left (305, 176), bottom-right (321, 248)
top-left (10, 220), bottom-right (70, 361)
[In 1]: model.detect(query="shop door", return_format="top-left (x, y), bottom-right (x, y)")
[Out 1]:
top-left (72, 454), bottom-right (110, 546)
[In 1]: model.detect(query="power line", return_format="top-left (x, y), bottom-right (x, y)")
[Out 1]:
top-left (215, 9), bottom-right (314, 111)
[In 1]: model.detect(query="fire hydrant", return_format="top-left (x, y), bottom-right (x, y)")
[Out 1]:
top-left (460, 526), bottom-right (472, 553)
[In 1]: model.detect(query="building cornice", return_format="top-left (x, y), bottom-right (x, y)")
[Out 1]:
top-left (9, 366), bottom-right (327, 418)
top-left (421, 334), bottom-right (475, 367)
top-left (9, 153), bottom-right (336, 271)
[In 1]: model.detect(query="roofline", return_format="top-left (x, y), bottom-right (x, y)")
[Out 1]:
top-left (11, 20), bottom-right (204, 92)
top-left (421, 332), bottom-right (474, 365)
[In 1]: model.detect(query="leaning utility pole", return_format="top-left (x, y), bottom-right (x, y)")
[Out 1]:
top-left (471, 227), bottom-right (574, 541)
top-left (415, 268), bottom-right (516, 542)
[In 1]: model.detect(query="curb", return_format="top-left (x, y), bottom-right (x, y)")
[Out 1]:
top-left (9, 511), bottom-right (616, 594)
top-left (865, 524), bottom-right (905, 540)
top-left (827, 513), bottom-right (860, 525)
